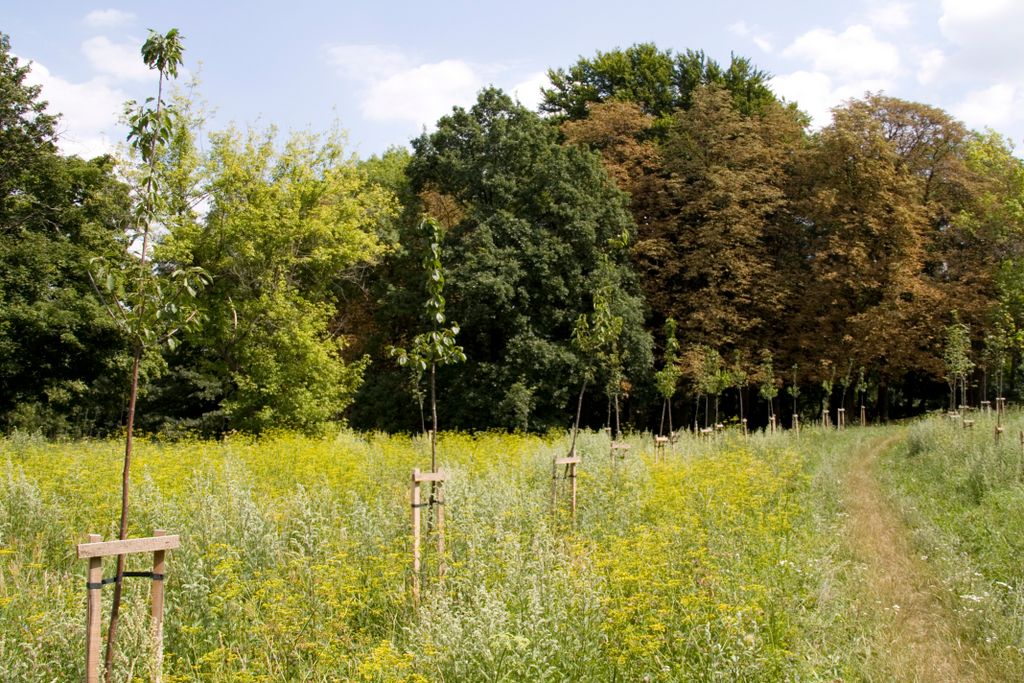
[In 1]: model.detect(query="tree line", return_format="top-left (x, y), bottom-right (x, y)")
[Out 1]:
top-left (3, 35), bottom-right (1023, 437)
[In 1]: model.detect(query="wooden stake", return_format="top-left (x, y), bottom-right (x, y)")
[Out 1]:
top-left (860, 405), bottom-right (866, 426)
top-left (553, 456), bottom-right (581, 527)
top-left (151, 530), bottom-right (166, 683)
top-left (411, 470), bottom-right (421, 608)
top-left (838, 408), bottom-right (846, 429)
top-left (85, 534), bottom-right (102, 683)
top-left (436, 480), bottom-right (446, 586)
top-left (792, 414), bottom-right (800, 434)
top-left (654, 436), bottom-right (668, 462)
top-left (411, 468), bottom-right (447, 606)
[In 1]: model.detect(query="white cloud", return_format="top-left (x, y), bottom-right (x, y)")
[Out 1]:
top-left (327, 44), bottom-right (547, 129)
top-left (361, 60), bottom-right (482, 125)
top-left (729, 21), bottom-right (752, 37)
top-left (82, 36), bottom-right (154, 82)
top-left (83, 8), bottom-right (136, 29)
top-left (326, 44), bottom-right (412, 83)
top-left (729, 20), bottom-right (773, 53)
top-left (771, 70), bottom-right (892, 128)
top-left (917, 48), bottom-right (945, 85)
top-left (868, 2), bottom-right (912, 30)
top-left (953, 83), bottom-right (1018, 128)
top-left (21, 59), bottom-right (128, 158)
top-left (510, 72), bottom-right (549, 110)
top-left (783, 24), bottom-right (900, 79)
top-left (938, 0), bottom-right (1024, 80)
top-left (753, 37), bottom-right (774, 54)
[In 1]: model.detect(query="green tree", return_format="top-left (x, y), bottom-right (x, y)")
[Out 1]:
top-left (0, 34), bottom-right (131, 434)
top-left (943, 312), bottom-right (974, 413)
top-left (158, 122), bottom-right (394, 433)
top-left (392, 87), bottom-right (651, 432)
top-left (86, 28), bottom-right (209, 680)
top-left (389, 217), bottom-right (466, 471)
top-left (569, 253), bottom-right (624, 454)
top-left (541, 43), bottom-right (778, 121)
top-left (755, 350), bottom-right (779, 424)
top-left (653, 318), bottom-right (682, 435)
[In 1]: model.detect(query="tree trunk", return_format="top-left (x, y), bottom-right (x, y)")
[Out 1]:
top-left (430, 363), bottom-right (437, 472)
top-left (659, 399), bottom-right (666, 437)
top-left (569, 380), bottom-right (587, 456)
top-left (104, 346), bottom-right (141, 680)
top-left (738, 386), bottom-right (744, 427)
top-left (668, 398), bottom-right (674, 434)
top-left (613, 393), bottom-right (620, 439)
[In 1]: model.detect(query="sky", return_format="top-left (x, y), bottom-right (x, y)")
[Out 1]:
top-left (5, 0), bottom-right (1024, 159)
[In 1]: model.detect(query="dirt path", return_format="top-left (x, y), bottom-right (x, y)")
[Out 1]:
top-left (843, 434), bottom-right (978, 682)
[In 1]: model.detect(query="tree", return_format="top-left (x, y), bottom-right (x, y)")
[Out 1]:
top-left (792, 96), bottom-right (945, 402)
top-left (943, 312), bottom-right (974, 413)
top-left (642, 86), bottom-right (801, 356)
top-left (653, 318), bottom-right (682, 436)
top-left (87, 29), bottom-right (208, 680)
top-left (392, 87), bottom-right (651, 433)
top-left (687, 344), bottom-right (726, 429)
top-left (731, 350), bottom-right (750, 429)
top-left (389, 217), bottom-right (466, 471)
top-left (541, 43), bottom-right (778, 121)
top-left (156, 121), bottom-right (394, 433)
top-left (755, 350), bottom-right (779, 425)
top-left (0, 33), bottom-right (131, 434)
top-left (787, 364), bottom-right (801, 421)
top-left (569, 252), bottom-right (624, 454)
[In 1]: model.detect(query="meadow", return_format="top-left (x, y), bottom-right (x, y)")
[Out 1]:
top-left (1, 419), bottom-right (1022, 681)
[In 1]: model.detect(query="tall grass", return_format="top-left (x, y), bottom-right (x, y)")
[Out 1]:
top-left (0, 425), bottom-right (947, 680)
top-left (880, 410), bottom-right (1024, 678)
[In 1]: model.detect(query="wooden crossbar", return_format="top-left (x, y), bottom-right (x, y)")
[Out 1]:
top-left (554, 456), bottom-right (581, 466)
top-left (412, 469), bottom-right (446, 483)
top-left (77, 534), bottom-right (180, 559)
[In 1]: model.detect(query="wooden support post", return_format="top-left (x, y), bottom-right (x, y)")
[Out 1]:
top-left (838, 408), bottom-right (846, 430)
top-left (436, 480), bottom-right (445, 586)
top-left (741, 418), bottom-right (747, 436)
top-left (151, 530), bottom-right (166, 683)
top-left (411, 468), bottom-right (446, 606)
top-left (982, 400), bottom-right (991, 414)
top-left (963, 419), bottom-right (975, 429)
top-left (85, 533), bottom-right (102, 683)
top-left (860, 405), bottom-right (866, 427)
top-left (792, 414), bottom-right (800, 434)
top-left (654, 436), bottom-right (668, 462)
top-left (553, 456), bottom-right (581, 527)
top-left (411, 470), bottom-right (421, 608)
top-left (995, 425), bottom-right (1004, 442)
top-left (769, 414), bottom-right (776, 434)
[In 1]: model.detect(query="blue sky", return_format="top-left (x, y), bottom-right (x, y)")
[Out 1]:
top-left (6, 1), bottom-right (1024, 158)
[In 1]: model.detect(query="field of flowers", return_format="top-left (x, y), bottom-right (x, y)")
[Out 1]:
top-left (0, 425), bottom-right (925, 681)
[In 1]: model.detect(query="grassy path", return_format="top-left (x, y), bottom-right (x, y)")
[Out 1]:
top-left (842, 433), bottom-right (980, 682)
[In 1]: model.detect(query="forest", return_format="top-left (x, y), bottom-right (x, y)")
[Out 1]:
top-left (3, 33), bottom-right (1024, 438)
